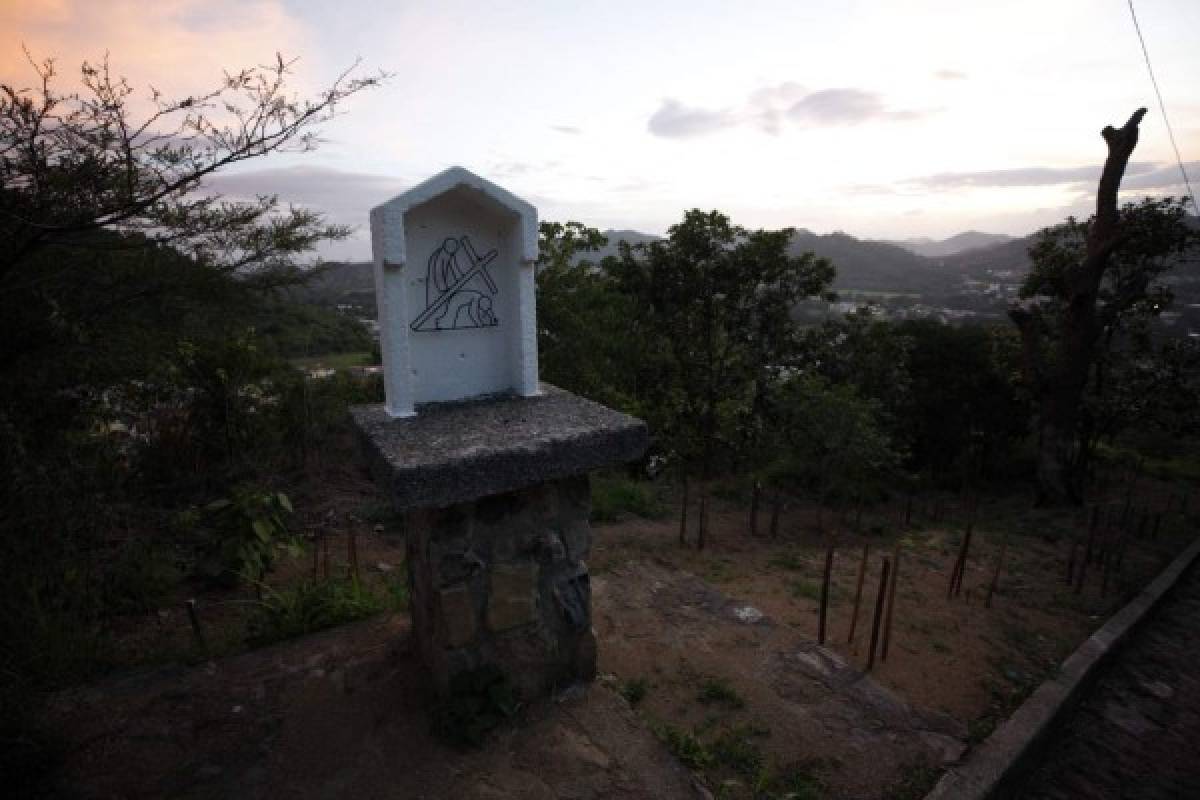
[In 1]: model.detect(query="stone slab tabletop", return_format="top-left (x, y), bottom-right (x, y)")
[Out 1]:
top-left (351, 384), bottom-right (649, 511)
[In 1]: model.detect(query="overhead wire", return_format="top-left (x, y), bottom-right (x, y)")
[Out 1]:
top-left (1127, 0), bottom-right (1197, 213)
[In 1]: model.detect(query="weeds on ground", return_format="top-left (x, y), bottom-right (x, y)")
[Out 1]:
top-left (698, 676), bottom-right (746, 709)
top-left (246, 575), bottom-right (384, 645)
top-left (886, 762), bottom-right (943, 800)
top-left (619, 677), bottom-right (649, 706)
top-left (790, 578), bottom-right (822, 602)
top-left (101, 539), bottom-right (180, 615)
top-left (767, 550), bottom-right (806, 571)
top-left (590, 474), bottom-right (667, 523)
top-left (431, 665), bottom-right (519, 748)
top-left (654, 723), bottom-right (713, 770)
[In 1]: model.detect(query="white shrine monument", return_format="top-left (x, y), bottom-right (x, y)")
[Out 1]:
top-left (369, 166), bottom-right (540, 417)
top-left (352, 167), bottom-right (647, 700)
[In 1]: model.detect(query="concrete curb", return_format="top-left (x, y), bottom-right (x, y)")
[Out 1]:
top-left (925, 533), bottom-right (1200, 800)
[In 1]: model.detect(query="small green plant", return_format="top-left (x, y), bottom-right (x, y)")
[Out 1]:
top-left (768, 550), bottom-right (806, 571)
top-left (190, 485), bottom-right (298, 586)
top-left (431, 665), bottom-right (519, 747)
top-left (710, 724), bottom-right (766, 777)
top-left (385, 571), bottom-right (410, 612)
top-left (590, 475), bottom-right (667, 522)
top-left (246, 576), bottom-right (383, 645)
top-left (654, 723), bottom-right (713, 770)
top-left (620, 677), bottom-right (649, 706)
top-left (697, 676), bottom-right (745, 709)
top-left (754, 761), bottom-right (825, 800)
top-left (790, 578), bottom-right (822, 602)
top-left (967, 715), bottom-right (996, 744)
top-left (102, 539), bottom-right (180, 615)
top-left (887, 762), bottom-right (943, 800)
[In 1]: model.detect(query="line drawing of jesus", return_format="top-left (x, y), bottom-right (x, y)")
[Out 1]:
top-left (411, 235), bottom-right (499, 331)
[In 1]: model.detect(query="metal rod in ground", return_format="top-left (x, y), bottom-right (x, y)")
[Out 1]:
top-left (881, 545), bottom-right (901, 661)
top-left (1114, 528), bottom-right (1130, 583)
top-left (1100, 539), bottom-right (1112, 598)
top-left (750, 481), bottom-right (760, 537)
top-left (847, 543), bottom-right (869, 645)
top-left (1066, 536), bottom-right (1078, 586)
top-left (947, 499), bottom-right (975, 599)
top-left (1074, 540), bottom-right (1089, 595)
top-left (955, 525), bottom-right (974, 599)
top-left (867, 558), bottom-right (891, 672)
top-left (678, 474), bottom-right (689, 545)
top-left (1084, 506), bottom-right (1100, 565)
top-left (186, 598), bottom-right (207, 653)
top-left (818, 544), bottom-right (835, 645)
top-left (985, 533), bottom-right (1009, 609)
top-left (953, 509), bottom-right (976, 598)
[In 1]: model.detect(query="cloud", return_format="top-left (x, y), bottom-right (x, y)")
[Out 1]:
top-left (904, 162), bottom-right (1159, 189)
top-left (787, 88), bottom-right (924, 126)
top-left (648, 84), bottom-right (929, 139)
top-left (1111, 161), bottom-right (1199, 191)
top-left (647, 99), bottom-right (738, 139)
top-left (550, 125), bottom-right (582, 135)
top-left (934, 69), bottom-right (967, 80)
top-left (204, 164), bottom-right (404, 225)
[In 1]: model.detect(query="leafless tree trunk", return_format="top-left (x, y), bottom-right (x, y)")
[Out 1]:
top-left (1010, 108), bottom-right (1147, 506)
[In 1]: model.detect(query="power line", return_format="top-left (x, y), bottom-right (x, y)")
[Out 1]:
top-left (1127, 0), bottom-right (1197, 213)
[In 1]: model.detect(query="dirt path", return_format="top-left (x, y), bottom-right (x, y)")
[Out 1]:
top-left (44, 616), bottom-right (697, 800)
top-left (1016, 560), bottom-right (1200, 799)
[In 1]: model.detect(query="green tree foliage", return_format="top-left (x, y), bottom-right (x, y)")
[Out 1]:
top-left (535, 221), bottom-right (657, 412)
top-left (769, 374), bottom-right (901, 516)
top-left (1014, 196), bottom-right (1199, 500)
top-left (896, 320), bottom-right (1029, 481)
top-left (0, 51), bottom-right (383, 718)
top-left (610, 210), bottom-right (834, 546)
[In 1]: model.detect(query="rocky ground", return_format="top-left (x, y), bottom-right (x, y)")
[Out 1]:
top-left (41, 561), bottom-right (969, 800)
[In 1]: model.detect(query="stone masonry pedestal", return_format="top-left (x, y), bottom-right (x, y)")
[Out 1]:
top-left (351, 386), bottom-right (647, 699)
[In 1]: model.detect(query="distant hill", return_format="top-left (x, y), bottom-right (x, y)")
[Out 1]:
top-left (934, 236), bottom-right (1034, 281)
top-left (594, 228), bottom-right (959, 294)
top-left (590, 229), bottom-right (662, 261)
top-left (291, 261), bottom-right (375, 311)
top-left (294, 215), bottom-right (1198, 316)
top-left (891, 231), bottom-right (1017, 258)
top-left (788, 230), bottom-right (955, 293)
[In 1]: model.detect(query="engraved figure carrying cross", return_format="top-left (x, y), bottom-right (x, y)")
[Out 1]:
top-left (411, 235), bottom-right (499, 331)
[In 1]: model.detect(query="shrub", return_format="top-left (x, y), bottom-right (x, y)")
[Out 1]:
top-left (246, 576), bottom-right (384, 646)
top-left (431, 665), bottom-right (519, 747)
top-left (619, 677), bottom-right (649, 706)
top-left (697, 676), bottom-right (745, 709)
top-left (590, 474), bottom-right (667, 522)
top-left (187, 485), bottom-right (298, 586)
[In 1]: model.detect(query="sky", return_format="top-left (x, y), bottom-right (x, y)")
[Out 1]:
top-left (3, 0), bottom-right (1198, 260)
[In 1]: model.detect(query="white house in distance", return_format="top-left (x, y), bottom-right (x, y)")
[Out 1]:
top-left (369, 167), bottom-right (540, 417)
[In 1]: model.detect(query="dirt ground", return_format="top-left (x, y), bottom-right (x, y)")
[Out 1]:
top-left (47, 452), bottom-right (1198, 800)
top-left (588, 477), bottom-right (1197, 796)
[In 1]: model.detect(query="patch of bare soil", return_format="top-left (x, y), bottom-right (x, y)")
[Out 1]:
top-left (44, 617), bottom-right (698, 800)
top-left (589, 480), bottom-right (1197, 798)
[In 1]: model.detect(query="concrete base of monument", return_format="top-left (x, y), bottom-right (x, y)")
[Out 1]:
top-left (350, 385), bottom-right (648, 699)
